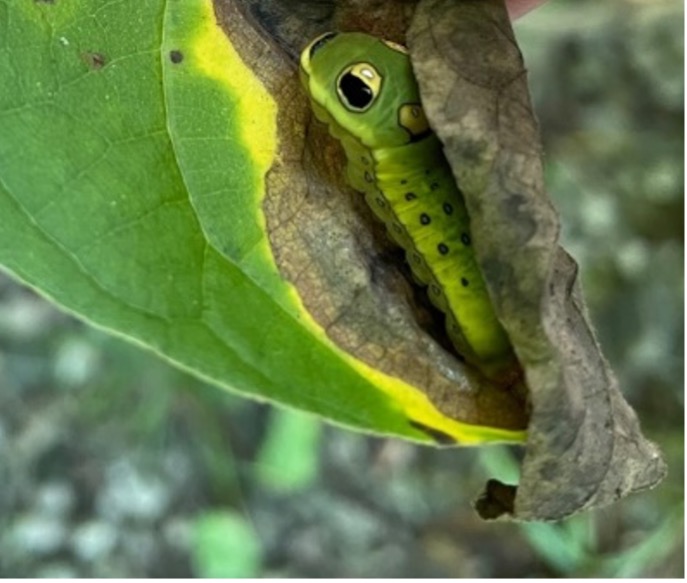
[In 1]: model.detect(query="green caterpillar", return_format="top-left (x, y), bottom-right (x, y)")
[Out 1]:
top-left (300, 32), bottom-right (515, 379)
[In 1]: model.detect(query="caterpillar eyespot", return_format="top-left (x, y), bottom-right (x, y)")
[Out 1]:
top-left (300, 32), bottom-right (516, 378)
top-left (337, 63), bottom-right (381, 111)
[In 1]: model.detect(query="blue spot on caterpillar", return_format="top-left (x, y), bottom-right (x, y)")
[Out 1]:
top-left (300, 32), bottom-right (516, 379)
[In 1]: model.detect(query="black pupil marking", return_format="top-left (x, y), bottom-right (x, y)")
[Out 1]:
top-left (461, 233), bottom-right (471, 245)
top-left (405, 192), bottom-right (417, 201)
top-left (438, 243), bottom-right (449, 255)
top-left (461, 277), bottom-right (469, 286)
top-left (443, 203), bottom-right (453, 215)
top-left (420, 213), bottom-right (431, 225)
top-left (339, 73), bottom-right (373, 109)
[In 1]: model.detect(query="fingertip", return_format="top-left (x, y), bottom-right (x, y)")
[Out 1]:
top-left (506, 0), bottom-right (548, 20)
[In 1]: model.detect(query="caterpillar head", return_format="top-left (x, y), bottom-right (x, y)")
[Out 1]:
top-left (300, 32), bottom-right (431, 149)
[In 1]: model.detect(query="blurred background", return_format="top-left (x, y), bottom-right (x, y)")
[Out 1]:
top-left (0, 0), bottom-right (682, 577)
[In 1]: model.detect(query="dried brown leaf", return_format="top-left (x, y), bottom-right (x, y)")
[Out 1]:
top-left (408, 0), bottom-right (667, 520)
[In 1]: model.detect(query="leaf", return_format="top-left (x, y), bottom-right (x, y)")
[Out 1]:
top-left (255, 409), bottom-right (322, 493)
top-left (407, 0), bottom-right (666, 519)
top-left (215, 0), bottom-right (530, 443)
top-left (0, 0), bottom-right (527, 447)
top-left (191, 510), bottom-right (262, 577)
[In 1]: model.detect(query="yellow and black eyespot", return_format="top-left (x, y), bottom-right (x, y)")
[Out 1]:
top-left (398, 103), bottom-right (430, 140)
top-left (336, 63), bottom-right (382, 112)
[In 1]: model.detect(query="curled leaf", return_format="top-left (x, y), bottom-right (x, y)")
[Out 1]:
top-left (220, 0), bottom-right (530, 444)
top-left (407, 0), bottom-right (666, 520)
top-left (0, 0), bottom-right (665, 517)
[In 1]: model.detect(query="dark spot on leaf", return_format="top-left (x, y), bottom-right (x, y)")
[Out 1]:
top-left (420, 213), bottom-right (431, 225)
top-left (408, 420), bottom-right (456, 445)
top-left (461, 277), bottom-right (469, 286)
top-left (443, 203), bottom-right (453, 215)
top-left (82, 51), bottom-right (106, 70)
top-left (169, 50), bottom-right (184, 64)
top-left (405, 192), bottom-right (417, 201)
top-left (461, 232), bottom-right (471, 245)
top-left (438, 243), bottom-right (449, 255)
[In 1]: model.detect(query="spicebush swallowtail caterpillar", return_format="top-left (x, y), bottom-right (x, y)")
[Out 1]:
top-left (300, 32), bottom-right (516, 379)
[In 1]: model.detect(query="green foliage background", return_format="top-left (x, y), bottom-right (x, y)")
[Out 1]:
top-left (0, 0), bottom-right (682, 577)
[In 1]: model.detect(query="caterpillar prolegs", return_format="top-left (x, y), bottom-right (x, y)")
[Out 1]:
top-left (300, 32), bottom-right (516, 379)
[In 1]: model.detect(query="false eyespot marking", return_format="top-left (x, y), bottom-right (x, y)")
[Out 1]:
top-left (398, 103), bottom-right (430, 139)
top-left (301, 32), bottom-right (516, 378)
top-left (337, 62), bottom-right (382, 112)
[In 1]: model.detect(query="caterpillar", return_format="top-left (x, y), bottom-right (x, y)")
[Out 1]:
top-left (299, 32), bottom-right (516, 379)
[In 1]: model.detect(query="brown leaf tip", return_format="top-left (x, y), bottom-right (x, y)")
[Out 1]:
top-left (474, 479), bottom-right (517, 520)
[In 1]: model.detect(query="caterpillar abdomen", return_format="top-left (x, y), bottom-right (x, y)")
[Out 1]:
top-left (369, 138), bottom-right (513, 371)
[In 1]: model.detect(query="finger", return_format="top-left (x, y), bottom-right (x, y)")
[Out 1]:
top-left (506, 0), bottom-right (549, 19)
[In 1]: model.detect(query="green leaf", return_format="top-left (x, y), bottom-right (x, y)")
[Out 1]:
top-left (0, 0), bottom-right (529, 446)
top-left (255, 409), bottom-right (322, 493)
top-left (191, 510), bottom-right (262, 578)
top-left (520, 519), bottom-right (591, 575)
top-left (598, 509), bottom-right (683, 578)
